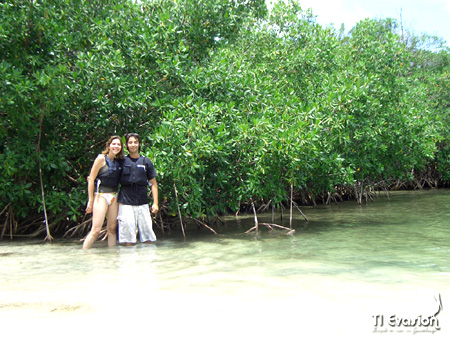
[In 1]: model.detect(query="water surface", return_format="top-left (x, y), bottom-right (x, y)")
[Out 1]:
top-left (1, 189), bottom-right (449, 337)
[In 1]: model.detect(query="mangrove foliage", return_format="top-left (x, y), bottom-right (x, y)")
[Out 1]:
top-left (1, 0), bottom-right (449, 238)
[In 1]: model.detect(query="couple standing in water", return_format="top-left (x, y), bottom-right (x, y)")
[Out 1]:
top-left (83, 133), bottom-right (159, 249)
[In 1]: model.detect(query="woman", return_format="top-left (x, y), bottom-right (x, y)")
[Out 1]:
top-left (83, 136), bottom-right (124, 249)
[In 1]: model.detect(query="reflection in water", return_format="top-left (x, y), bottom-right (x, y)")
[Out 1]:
top-left (1, 190), bottom-right (450, 337)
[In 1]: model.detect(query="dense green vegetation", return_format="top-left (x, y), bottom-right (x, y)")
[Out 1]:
top-left (1, 0), bottom-right (449, 239)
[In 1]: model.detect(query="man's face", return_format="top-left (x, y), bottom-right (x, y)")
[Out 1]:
top-left (127, 136), bottom-right (140, 154)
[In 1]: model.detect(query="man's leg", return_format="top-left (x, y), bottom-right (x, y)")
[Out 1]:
top-left (137, 204), bottom-right (157, 243)
top-left (117, 204), bottom-right (137, 246)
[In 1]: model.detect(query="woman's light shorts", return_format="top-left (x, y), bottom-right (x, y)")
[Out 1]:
top-left (117, 204), bottom-right (157, 244)
top-left (96, 192), bottom-right (117, 206)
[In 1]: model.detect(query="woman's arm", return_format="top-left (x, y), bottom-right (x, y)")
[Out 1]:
top-left (85, 155), bottom-right (106, 213)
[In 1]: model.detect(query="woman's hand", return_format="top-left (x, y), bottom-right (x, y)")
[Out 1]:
top-left (86, 200), bottom-right (93, 214)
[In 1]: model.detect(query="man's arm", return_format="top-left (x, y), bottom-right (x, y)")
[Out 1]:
top-left (149, 177), bottom-right (159, 214)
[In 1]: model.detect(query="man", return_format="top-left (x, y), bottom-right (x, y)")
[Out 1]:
top-left (117, 133), bottom-right (159, 245)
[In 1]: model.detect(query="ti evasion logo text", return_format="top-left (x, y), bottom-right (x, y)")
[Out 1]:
top-left (372, 294), bottom-right (443, 334)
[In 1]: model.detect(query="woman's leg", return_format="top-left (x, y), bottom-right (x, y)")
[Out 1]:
top-left (106, 198), bottom-right (119, 247)
top-left (82, 196), bottom-right (109, 249)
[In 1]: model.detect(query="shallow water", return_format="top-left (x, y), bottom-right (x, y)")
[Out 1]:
top-left (1, 189), bottom-right (449, 337)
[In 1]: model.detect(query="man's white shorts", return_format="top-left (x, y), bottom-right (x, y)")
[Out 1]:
top-left (117, 204), bottom-right (157, 244)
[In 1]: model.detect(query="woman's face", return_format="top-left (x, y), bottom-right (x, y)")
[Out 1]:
top-left (109, 138), bottom-right (122, 155)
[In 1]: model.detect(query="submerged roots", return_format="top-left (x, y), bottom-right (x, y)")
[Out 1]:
top-left (1, 169), bottom-right (444, 240)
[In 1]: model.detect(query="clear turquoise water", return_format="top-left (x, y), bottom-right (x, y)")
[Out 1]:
top-left (1, 189), bottom-right (449, 337)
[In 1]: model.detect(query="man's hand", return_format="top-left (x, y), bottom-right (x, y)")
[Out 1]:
top-left (151, 204), bottom-right (159, 214)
